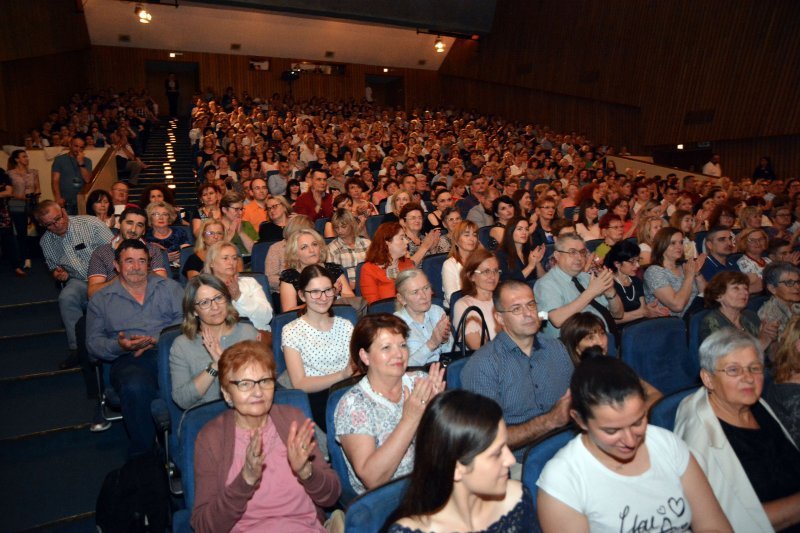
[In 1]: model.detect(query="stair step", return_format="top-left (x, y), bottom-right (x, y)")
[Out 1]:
top-left (0, 423), bottom-right (128, 531)
top-left (0, 371), bottom-right (97, 439)
top-left (0, 331), bottom-right (71, 379)
top-left (0, 300), bottom-right (63, 339)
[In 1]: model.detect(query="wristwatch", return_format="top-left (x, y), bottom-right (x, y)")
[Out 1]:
top-left (205, 362), bottom-right (218, 377)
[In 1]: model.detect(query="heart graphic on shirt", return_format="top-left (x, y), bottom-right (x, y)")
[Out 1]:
top-left (657, 506), bottom-right (666, 515)
top-left (668, 497), bottom-right (686, 517)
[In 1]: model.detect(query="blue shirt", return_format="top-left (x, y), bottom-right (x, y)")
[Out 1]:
top-left (700, 253), bottom-right (739, 282)
top-left (461, 331), bottom-right (573, 459)
top-left (394, 305), bottom-right (453, 366)
top-left (52, 153), bottom-right (93, 200)
top-left (87, 275), bottom-right (184, 361)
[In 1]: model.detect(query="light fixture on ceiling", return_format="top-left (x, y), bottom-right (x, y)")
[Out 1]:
top-left (135, 4), bottom-right (152, 24)
top-left (434, 36), bottom-right (445, 53)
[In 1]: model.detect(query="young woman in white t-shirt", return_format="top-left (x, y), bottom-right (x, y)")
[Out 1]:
top-left (537, 356), bottom-right (731, 533)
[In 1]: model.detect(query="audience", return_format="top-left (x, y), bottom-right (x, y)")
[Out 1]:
top-left (359, 222), bottom-right (415, 304)
top-left (393, 269), bottom-right (452, 367)
top-left (767, 315), bottom-right (800, 444)
top-left (452, 248), bottom-right (501, 350)
top-left (759, 261), bottom-right (800, 341)
top-left (326, 208), bottom-right (371, 290)
top-left (644, 226), bottom-right (707, 317)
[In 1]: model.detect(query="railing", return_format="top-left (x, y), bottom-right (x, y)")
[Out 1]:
top-left (606, 155), bottom-right (720, 187)
top-left (77, 147), bottom-right (117, 214)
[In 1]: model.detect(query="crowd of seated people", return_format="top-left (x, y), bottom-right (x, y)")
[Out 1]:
top-left (17, 84), bottom-right (800, 531)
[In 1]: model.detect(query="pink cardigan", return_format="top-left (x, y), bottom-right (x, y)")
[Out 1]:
top-left (191, 405), bottom-right (341, 532)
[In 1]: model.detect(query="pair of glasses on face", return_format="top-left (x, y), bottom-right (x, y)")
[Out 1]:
top-left (303, 287), bottom-right (335, 299)
top-left (778, 279), bottom-right (800, 288)
top-left (267, 204), bottom-right (282, 211)
top-left (43, 214), bottom-right (64, 228)
top-left (195, 294), bottom-right (226, 310)
top-left (556, 249), bottom-right (589, 258)
top-left (714, 364), bottom-right (765, 377)
top-left (229, 377), bottom-right (276, 392)
top-left (474, 268), bottom-right (501, 277)
top-left (498, 301), bottom-right (537, 316)
top-left (204, 231), bottom-right (223, 237)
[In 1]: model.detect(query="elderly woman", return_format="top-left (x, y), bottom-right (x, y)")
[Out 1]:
top-left (736, 227), bottom-right (772, 293)
top-left (279, 228), bottom-right (354, 312)
top-left (169, 275), bottom-right (258, 410)
top-left (759, 262), bottom-right (800, 340)
top-left (390, 390), bottom-right (530, 532)
top-left (767, 316), bottom-right (800, 444)
top-left (538, 355), bottom-right (731, 532)
top-left (219, 192), bottom-right (257, 257)
top-left (327, 208), bottom-right (371, 290)
top-left (334, 314), bottom-right (445, 494)
top-left (145, 201), bottom-right (191, 266)
top-left (191, 340), bottom-right (341, 532)
top-left (399, 202), bottom-right (448, 265)
top-left (675, 329), bottom-right (800, 532)
top-left (453, 248), bottom-right (501, 350)
top-left (203, 241), bottom-right (272, 332)
top-left (360, 222), bottom-right (415, 304)
top-left (393, 269), bottom-right (452, 367)
top-left (643, 227), bottom-right (707, 317)
top-left (700, 271), bottom-right (778, 349)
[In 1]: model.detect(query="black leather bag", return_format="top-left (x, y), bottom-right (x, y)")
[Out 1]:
top-left (439, 304), bottom-right (490, 368)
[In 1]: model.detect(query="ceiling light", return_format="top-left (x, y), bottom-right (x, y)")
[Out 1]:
top-left (383, 68), bottom-right (389, 73)
top-left (135, 4), bottom-right (152, 24)
top-left (434, 36), bottom-right (445, 53)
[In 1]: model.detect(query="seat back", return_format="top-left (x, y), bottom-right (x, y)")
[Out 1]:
top-left (172, 225), bottom-right (195, 246)
top-left (621, 317), bottom-right (698, 395)
top-left (365, 215), bottom-right (384, 237)
top-left (746, 293), bottom-right (769, 313)
top-left (180, 389), bottom-right (313, 512)
top-left (478, 225), bottom-right (494, 250)
top-left (250, 240), bottom-right (277, 274)
top-left (694, 231), bottom-right (708, 253)
top-left (649, 387), bottom-right (699, 431)
top-left (178, 246), bottom-right (195, 285)
top-left (448, 290), bottom-right (464, 335)
top-left (521, 429), bottom-right (574, 513)
top-left (315, 217), bottom-right (328, 235)
top-left (688, 309), bottom-right (711, 377)
top-left (354, 262), bottom-right (365, 297)
top-left (345, 477), bottom-right (410, 532)
top-left (585, 239), bottom-right (603, 253)
top-left (445, 356), bottom-right (470, 390)
top-left (326, 383), bottom-right (359, 505)
top-left (420, 253), bottom-right (448, 299)
top-left (367, 297), bottom-right (396, 315)
top-left (156, 326), bottom-right (184, 449)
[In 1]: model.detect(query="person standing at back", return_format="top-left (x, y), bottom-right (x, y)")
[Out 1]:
top-left (51, 137), bottom-right (92, 215)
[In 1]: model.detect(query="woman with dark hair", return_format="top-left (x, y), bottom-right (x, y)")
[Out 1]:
top-left (538, 355), bottom-right (731, 532)
top-left (609, 197), bottom-right (635, 238)
top-left (192, 183), bottom-right (222, 238)
top-left (495, 216), bottom-right (545, 282)
top-left (768, 315), bottom-right (800, 443)
top-left (488, 194), bottom-right (520, 248)
top-left (334, 313), bottom-right (445, 494)
top-left (707, 203), bottom-right (737, 230)
top-left (604, 240), bottom-right (669, 323)
top-left (360, 222), bottom-right (415, 304)
top-left (426, 188), bottom-right (454, 232)
top-left (281, 264), bottom-right (355, 429)
top-left (86, 189), bottom-right (115, 230)
top-left (139, 183), bottom-right (177, 212)
top-left (219, 192), bottom-right (258, 256)
top-left (389, 390), bottom-right (530, 532)
top-left (513, 189), bottom-right (533, 219)
top-left (753, 156), bottom-right (777, 181)
top-left (575, 199), bottom-right (601, 241)
top-left (6, 149), bottom-right (40, 270)
top-left (400, 202), bottom-right (448, 264)
top-left (169, 274), bottom-right (258, 409)
top-left (643, 227), bottom-right (707, 317)
top-left (284, 179), bottom-right (302, 206)
top-left (453, 248), bottom-right (501, 350)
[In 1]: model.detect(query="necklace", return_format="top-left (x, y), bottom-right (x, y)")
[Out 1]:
top-left (614, 274), bottom-right (636, 302)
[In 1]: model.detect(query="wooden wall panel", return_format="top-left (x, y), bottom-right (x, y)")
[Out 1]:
top-left (86, 46), bottom-right (441, 112)
top-left (0, 0), bottom-right (90, 61)
top-left (711, 136), bottom-right (800, 182)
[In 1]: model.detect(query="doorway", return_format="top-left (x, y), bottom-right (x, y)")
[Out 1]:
top-left (144, 61), bottom-right (199, 118)
top-left (365, 75), bottom-right (405, 108)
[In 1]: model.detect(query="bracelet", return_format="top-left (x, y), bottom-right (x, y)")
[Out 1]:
top-left (298, 463), bottom-right (313, 481)
top-left (205, 362), bottom-right (218, 377)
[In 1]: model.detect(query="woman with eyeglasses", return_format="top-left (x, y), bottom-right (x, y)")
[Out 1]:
top-left (183, 218), bottom-right (243, 280)
top-left (394, 269), bottom-right (452, 367)
top-left (220, 192), bottom-right (257, 257)
top-left (453, 248), bottom-right (501, 350)
top-left (192, 340), bottom-right (341, 532)
top-left (400, 202), bottom-right (449, 265)
top-left (281, 265), bottom-right (355, 430)
top-left (204, 241), bottom-right (272, 332)
top-left (170, 274), bottom-right (259, 410)
top-left (736, 227), bottom-right (772, 294)
top-left (676, 329), bottom-right (800, 532)
top-left (257, 195), bottom-right (292, 243)
top-left (604, 240), bottom-right (670, 323)
top-left (145, 201), bottom-right (191, 267)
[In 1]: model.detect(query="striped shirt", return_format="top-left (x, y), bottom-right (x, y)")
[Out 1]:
top-left (87, 236), bottom-right (169, 280)
top-left (40, 215), bottom-right (114, 280)
top-left (327, 236), bottom-right (371, 282)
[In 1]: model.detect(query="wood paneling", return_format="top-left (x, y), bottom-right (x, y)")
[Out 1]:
top-left (86, 46), bottom-right (442, 113)
top-left (0, 0), bottom-right (89, 61)
top-left (711, 136), bottom-right (800, 182)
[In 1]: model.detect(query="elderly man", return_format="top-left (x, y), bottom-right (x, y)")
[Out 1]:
top-left (86, 239), bottom-right (183, 455)
top-left (534, 232), bottom-right (624, 339)
top-left (35, 200), bottom-right (114, 367)
top-left (462, 280), bottom-right (573, 466)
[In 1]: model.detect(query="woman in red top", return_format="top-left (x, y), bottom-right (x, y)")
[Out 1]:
top-left (359, 222), bottom-right (414, 304)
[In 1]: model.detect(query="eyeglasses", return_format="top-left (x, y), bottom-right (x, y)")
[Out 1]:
top-left (229, 377), bottom-right (276, 392)
top-left (497, 301), bottom-right (537, 316)
top-left (556, 248), bottom-right (589, 258)
top-left (714, 364), bottom-right (765, 377)
top-left (267, 204), bottom-right (282, 210)
top-left (195, 294), bottom-right (226, 310)
top-left (303, 287), bottom-right (335, 299)
top-left (746, 237), bottom-right (766, 244)
top-left (152, 212), bottom-right (170, 218)
top-left (42, 214), bottom-right (64, 228)
top-left (624, 257), bottom-right (641, 264)
top-left (204, 231), bottom-right (224, 237)
top-left (778, 279), bottom-right (800, 287)
top-left (474, 268), bottom-right (502, 277)
top-left (227, 206), bottom-right (244, 212)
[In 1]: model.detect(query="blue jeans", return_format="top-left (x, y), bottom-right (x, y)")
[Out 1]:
top-left (111, 349), bottom-right (158, 456)
top-left (59, 278), bottom-right (88, 350)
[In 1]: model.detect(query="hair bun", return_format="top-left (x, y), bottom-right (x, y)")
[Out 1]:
top-left (579, 345), bottom-right (605, 361)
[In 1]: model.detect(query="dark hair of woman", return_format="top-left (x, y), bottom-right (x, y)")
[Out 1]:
top-left (650, 226), bottom-right (682, 267)
top-left (603, 240), bottom-right (641, 272)
top-left (296, 264), bottom-right (336, 317)
top-left (349, 313), bottom-right (410, 374)
top-left (576, 198), bottom-right (598, 227)
top-left (497, 216), bottom-right (530, 271)
top-left (570, 355), bottom-right (645, 422)
top-left (138, 183), bottom-right (176, 209)
top-left (392, 389), bottom-right (503, 521)
top-left (560, 312), bottom-right (607, 365)
top-left (86, 189), bottom-right (113, 217)
top-left (491, 195), bottom-right (520, 219)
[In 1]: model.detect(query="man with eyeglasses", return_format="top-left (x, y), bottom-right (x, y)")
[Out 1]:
top-left (34, 200), bottom-right (114, 368)
top-left (534, 233), bottom-right (624, 339)
top-left (87, 207), bottom-right (168, 299)
top-left (242, 177), bottom-right (269, 229)
top-left (86, 239), bottom-right (183, 453)
top-left (51, 136), bottom-right (93, 215)
top-left (700, 226), bottom-right (739, 282)
top-left (462, 280), bottom-right (573, 469)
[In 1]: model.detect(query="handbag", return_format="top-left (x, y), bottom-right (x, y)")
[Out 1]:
top-left (439, 304), bottom-right (490, 368)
